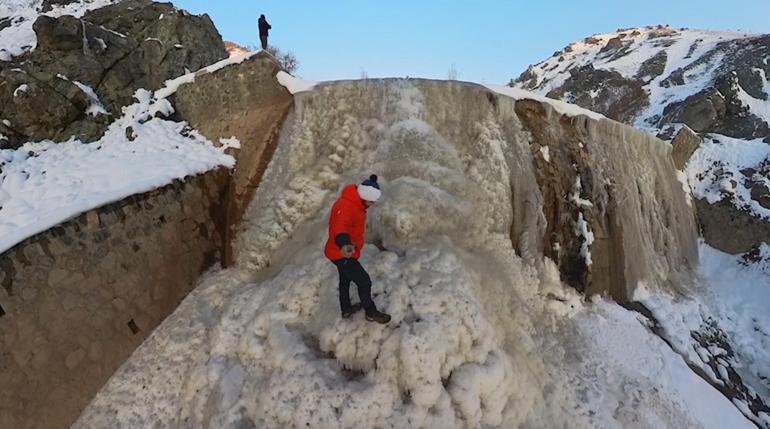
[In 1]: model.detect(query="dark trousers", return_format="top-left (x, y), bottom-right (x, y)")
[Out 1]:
top-left (332, 258), bottom-right (376, 314)
top-left (260, 34), bottom-right (268, 50)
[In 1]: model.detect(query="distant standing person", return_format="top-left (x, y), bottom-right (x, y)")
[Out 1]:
top-left (258, 14), bottom-right (271, 50)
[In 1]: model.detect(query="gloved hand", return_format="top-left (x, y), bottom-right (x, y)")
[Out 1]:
top-left (341, 244), bottom-right (355, 258)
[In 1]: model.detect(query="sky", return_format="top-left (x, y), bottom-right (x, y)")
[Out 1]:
top-left (173, 0), bottom-right (770, 84)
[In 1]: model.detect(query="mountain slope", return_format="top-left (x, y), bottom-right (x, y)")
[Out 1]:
top-left (512, 26), bottom-right (770, 140)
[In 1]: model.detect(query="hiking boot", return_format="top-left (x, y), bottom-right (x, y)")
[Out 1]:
top-left (365, 309), bottom-right (391, 324)
top-left (342, 303), bottom-right (362, 319)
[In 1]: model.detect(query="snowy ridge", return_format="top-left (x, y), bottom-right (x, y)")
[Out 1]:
top-left (0, 0), bottom-right (119, 61)
top-left (512, 26), bottom-right (768, 130)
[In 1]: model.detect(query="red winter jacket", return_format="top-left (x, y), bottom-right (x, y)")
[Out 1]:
top-left (325, 184), bottom-right (367, 260)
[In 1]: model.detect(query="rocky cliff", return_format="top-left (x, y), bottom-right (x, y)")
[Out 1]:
top-left (510, 26), bottom-right (770, 255)
top-left (0, 0), bottom-right (227, 147)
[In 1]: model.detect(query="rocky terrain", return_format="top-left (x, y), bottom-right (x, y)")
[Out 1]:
top-left (1, 1), bottom-right (769, 427)
top-left (0, 0), bottom-right (226, 147)
top-left (511, 25), bottom-right (770, 255)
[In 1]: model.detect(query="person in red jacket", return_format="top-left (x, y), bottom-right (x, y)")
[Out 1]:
top-left (325, 175), bottom-right (391, 324)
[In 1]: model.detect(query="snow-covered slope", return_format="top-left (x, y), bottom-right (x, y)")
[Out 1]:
top-left (0, 0), bottom-right (119, 61)
top-left (512, 26), bottom-right (768, 134)
top-left (74, 78), bottom-right (756, 428)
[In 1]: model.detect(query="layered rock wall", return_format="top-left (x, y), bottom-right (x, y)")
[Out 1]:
top-left (0, 171), bottom-right (228, 429)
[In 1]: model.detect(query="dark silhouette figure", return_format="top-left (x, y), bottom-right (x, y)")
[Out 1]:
top-left (258, 14), bottom-right (271, 50)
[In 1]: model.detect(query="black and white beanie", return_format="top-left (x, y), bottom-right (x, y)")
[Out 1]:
top-left (357, 174), bottom-right (381, 202)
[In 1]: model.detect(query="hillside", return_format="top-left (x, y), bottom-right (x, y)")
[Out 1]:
top-left (512, 26), bottom-right (769, 139)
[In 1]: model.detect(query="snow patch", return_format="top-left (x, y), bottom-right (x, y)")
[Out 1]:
top-left (219, 137), bottom-right (241, 150)
top-left (539, 145), bottom-right (550, 162)
top-left (13, 84), bottom-right (28, 97)
top-left (277, 71), bottom-right (319, 94)
top-left (73, 81), bottom-right (109, 116)
top-left (0, 89), bottom-right (234, 255)
top-left (574, 212), bottom-right (594, 266)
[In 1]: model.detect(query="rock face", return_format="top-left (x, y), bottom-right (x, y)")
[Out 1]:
top-left (547, 64), bottom-right (648, 123)
top-left (0, 171), bottom-right (229, 429)
top-left (670, 125), bottom-right (702, 170)
top-left (510, 26), bottom-right (770, 252)
top-left (0, 0), bottom-right (227, 148)
top-left (510, 98), bottom-right (696, 300)
top-left (695, 198), bottom-right (770, 254)
top-left (660, 88), bottom-right (727, 133)
top-left (0, 52), bottom-right (295, 429)
top-left (661, 74), bottom-right (770, 139)
top-left (173, 52), bottom-right (294, 265)
top-left (693, 154), bottom-right (770, 254)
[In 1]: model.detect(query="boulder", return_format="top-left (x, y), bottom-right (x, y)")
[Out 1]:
top-left (750, 182), bottom-right (770, 210)
top-left (32, 15), bottom-right (83, 51)
top-left (696, 198), bottom-right (770, 254)
top-left (659, 88), bottom-right (727, 132)
top-left (670, 125), bottom-right (701, 170)
top-left (636, 50), bottom-right (668, 83)
top-left (715, 72), bottom-right (770, 139)
top-left (0, 68), bottom-right (94, 144)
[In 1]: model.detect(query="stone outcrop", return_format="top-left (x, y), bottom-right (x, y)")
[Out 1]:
top-left (547, 65), bottom-right (649, 124)
top-left (172, 52), bottom-right (294, 265)
top-left (660, 74), bottom-right (770, 139)
top-left (512, 98), bottom-right (696, 300)
top-left (0, 0), bottom-right (227, 148)
top-left (670, 125), bottom-right (701, 170)
top-left (0, 171), bottom-right (229, 429)
top-left (695, 198), bottom-right (770, 254)
top-left (636, 50), bottom-right (668, 83)
top-left (660, 88), bottom-right (727, 133)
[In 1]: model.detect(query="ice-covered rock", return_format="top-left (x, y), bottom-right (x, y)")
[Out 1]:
top-left (71, 79), bottom-right (736, 429)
